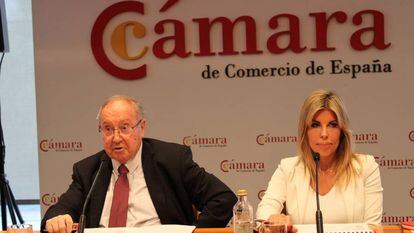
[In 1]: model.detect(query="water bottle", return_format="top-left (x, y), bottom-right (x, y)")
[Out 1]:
top-left (233, 189), bottom-right (254, 233)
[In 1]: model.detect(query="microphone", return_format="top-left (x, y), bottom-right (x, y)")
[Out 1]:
top-left (78, 156), bottom-right (106, 233)
top-left (312, 152), bottom-right (324, 233)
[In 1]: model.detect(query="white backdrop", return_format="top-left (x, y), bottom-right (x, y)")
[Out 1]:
top-left (32, 0), bottom-right (414, 223)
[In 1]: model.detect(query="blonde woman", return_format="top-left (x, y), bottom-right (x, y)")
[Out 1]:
top-left (257, 90), bottom-right (383, 228)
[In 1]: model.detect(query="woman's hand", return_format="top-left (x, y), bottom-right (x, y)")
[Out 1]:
top-left (267, 214), bottom-right (297, 233)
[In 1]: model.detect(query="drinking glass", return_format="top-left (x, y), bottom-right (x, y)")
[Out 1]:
top-left (259, 220), bottom-right (288, 233)
top-left (7, 224), bottom-right (33, 233)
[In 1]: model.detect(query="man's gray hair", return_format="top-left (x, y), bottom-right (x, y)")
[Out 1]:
top-left (96, 94), bottom-right (144, 122)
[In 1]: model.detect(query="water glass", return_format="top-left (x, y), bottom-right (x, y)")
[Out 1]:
top-left (6, 224), bottom-right (33, 233)
top-left (259, 221), bottom-right (288, 233)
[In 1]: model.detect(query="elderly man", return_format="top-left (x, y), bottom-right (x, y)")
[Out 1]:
top-left (41, 95), bottom-right (237, 233)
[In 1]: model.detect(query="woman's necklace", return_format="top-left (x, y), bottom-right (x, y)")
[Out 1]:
top-left (318, 166), bottom-right (336, 176)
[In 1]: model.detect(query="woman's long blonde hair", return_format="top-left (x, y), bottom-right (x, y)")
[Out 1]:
top-left (298, 90), bottom-right (359, 187)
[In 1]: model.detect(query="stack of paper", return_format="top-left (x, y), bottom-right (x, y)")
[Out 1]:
top-left (84, 225), bottom-right (196, 233)
top-left (295, 223), bottom-right (372, 233)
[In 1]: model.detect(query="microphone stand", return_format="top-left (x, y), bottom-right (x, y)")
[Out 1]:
top-left (78, 158), bottom-right (105, 233)
top-left (0, 56), bottom-right (25, 229)
top-left (313, 152), bottom-right (324, 233)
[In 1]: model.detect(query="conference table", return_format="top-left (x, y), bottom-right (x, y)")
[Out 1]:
top-left (5, 225), bottom-right (406, 233)
top-left (193, 225), bottom-right (409, 233)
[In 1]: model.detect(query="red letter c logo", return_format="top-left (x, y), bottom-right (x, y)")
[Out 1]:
top-left (91, 1), bottom-right (146, 80)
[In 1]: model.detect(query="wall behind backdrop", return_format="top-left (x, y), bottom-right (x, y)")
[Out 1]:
top-left (0, 0), bottom-right (38, 200)
top-left (32, 0), bottom-right (414, 223)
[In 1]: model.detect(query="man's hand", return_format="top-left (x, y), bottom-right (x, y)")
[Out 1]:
top-left (45, 214), bottom-right (74, 233)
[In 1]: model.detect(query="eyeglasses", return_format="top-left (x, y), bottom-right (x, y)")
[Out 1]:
top-left (99, 119), bottom-right (142, 136)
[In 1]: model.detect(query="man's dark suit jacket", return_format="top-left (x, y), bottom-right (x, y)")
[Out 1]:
top-left (41, 138), bottom-right (237, 231)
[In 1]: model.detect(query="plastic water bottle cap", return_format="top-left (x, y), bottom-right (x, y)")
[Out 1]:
top-left (237, 189), bottom-right (247, 196)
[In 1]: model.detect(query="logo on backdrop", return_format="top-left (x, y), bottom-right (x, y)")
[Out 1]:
top-left (183, 135), bottom-right (227, 148)
top-left (256, 133), bottom-right (297, 146)
top-left (220, 159), bottom-right (265, 173)
top-left (353, 132), bottom-right (379, 144)
top-left (39, 139), bottom-right (83, 152)
top-left (258, 189), bottom-right (266, 200)
top-left (382, 213), bottom-right (414, 224)
top-left (91, 1), bottom-right (391, 80)
top-left (374, 155), bottom-right (414, 169)
top-left (410, 187), bottom-right (414, 199)
top-left (41, 193), bottom-right (60, 206)
top-left (409, 130), bottom-right (414, 142)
